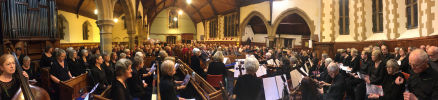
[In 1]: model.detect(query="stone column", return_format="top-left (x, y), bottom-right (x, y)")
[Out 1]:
top-left (97, 20), bottom-right (114, 54)
top-left (127, 30), bottom-right (135, 49)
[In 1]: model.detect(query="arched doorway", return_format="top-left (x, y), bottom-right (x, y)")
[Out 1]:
top-left (272, 8), bottom-right (314, 49)
top-left (274, 14), bottom-right (311, 49)
top-left (240, 11), bottom-right (271, 46)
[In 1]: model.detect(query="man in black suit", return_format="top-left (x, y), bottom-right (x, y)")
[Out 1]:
top-left (381, 45), bottom-right (394, 61)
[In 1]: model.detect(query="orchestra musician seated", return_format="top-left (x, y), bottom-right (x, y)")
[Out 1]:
top-left (320, 62), bottom-right (346, 100)
top-left (233, 57), bottom-right (265, 100)
top-left (207, 51), bottom-right (227, 80)
top-left (127, 56), bottom-right (150, 99)
top-left (110, 58), bottom-right (133, 100)
top-left (160, 59), bottom-right (186, 100)
top-left (0, 54), bottom-right (29, 100)
top-left (191, 48), bottom-right (207, 78)
top-left (22, 56), bottom-right (37, 81)
top-left (368, 59), bottom-right (405, 100)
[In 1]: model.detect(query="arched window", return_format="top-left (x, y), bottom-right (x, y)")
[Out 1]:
top-left (339, 0), bottom-right (349, 35)
top-left (57, 15), bottom-right (68, 40)
top-left (168, 9), bottom-right (178, 28)
top-left (224, 12), bottom-right (239, 37)
top-left (82, 21), bottom-right (92, 40)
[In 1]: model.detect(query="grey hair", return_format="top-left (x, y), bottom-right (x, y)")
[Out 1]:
top-left (115, 58), bottom-right (132, 68)
top-left (135, 52), bottom-right (144, 58)
top-left (410, 49), bottom-right (429, 63)
top-left (56, 49), bottom-right (66, 57)
top-left (322, 53), bottom-right (328, 59)
top-left (23, 56), bottom-right (31, 61)
top-left (289, 56), bottom-right (298, 64)
top-left (395, 47), bottom-right (400, 51)
top-left (81, 49), bottom-right (88, 55)
top-left (120, 53), bottom-right (127, 58)
top-left (325, 58), bottom-right (333, 66)
top-left (192, 48), bottom-right (200, 54)
top-left (386, 59), bottom-right (400, 71)
top-left (124, 49), bottom-right (130, 53)
top-left (244, 57), bottom-right (259, 74)
top-left (68, 50), bottom-right (77, 60)
top-left (327, 62), bottom-right (339, 73)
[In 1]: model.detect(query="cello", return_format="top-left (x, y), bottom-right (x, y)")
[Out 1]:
top-left (9, 52), bottom-right (50, 100)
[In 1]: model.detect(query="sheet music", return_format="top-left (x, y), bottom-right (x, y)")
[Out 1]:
top-left (366, 83), bottom-right (384, 96)
top-left (223, 57), bottom-right (229, 64)
top-left (149, 63), bottom-right (156, 73)
top-left (182, 74), bottom-right (191, 85)
top-left (85, 83), bottom-right (99, 100)
top-left (397, 61), bottom-right (401, 65)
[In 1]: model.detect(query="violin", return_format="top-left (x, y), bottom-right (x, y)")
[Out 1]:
top-left (6, 43), bottom-right (49, 100)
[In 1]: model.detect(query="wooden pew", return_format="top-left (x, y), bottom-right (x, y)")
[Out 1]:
top-left (59, 73), bottom-right (89, 100)
top-left (39, 67), bottom-right (51, 92)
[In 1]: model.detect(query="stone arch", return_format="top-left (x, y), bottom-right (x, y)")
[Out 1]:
top-left (272, 8), bottom-right (316, 41)
top-left (239, 11), bottom-right (271, 42)
top-left (112, 0), bottom-right (136, 49)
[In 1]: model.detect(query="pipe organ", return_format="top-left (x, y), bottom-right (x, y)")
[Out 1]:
top-left (1, 0), bottom-right (58, 55)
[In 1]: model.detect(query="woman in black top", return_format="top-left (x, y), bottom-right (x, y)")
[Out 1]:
top-left (89, 54), bottom-right (108, 94)
top-left (49, 49), bottom-right (72, 100)
top-left (360, 51), bottom-right (372, 74)
top-left (78, 49), bottom-right (90, 69)
top-left (127, 56), bottom-right (151, 99)
top-left (22, 56), bottom-right (37, 80)
top-left (102, 53), bottom-right (115, 83)
top-left (366, 50), bottom-right (388, 85)
top-left (398, 47), bottom-right (411, 74)
top-left (110, 58), bottom-right (133, 100)
top-left (368, 59), bottom-right (405, 100)
top-left (160, 60), bottom-right (186, 100)
top-left (233, 57), bottom-right (265, 100)
top-left (110, 52), bottom-right (118, 67)
top-left (67, 50), bottom-right (84, 76)
top-left (40, 46), bottom-right (54, 68)
top-left (349, 49), bottom-right (361, 73)
top-left (191, 48), bottom-right (207, 78)
top-left (0, 54), bottom-right (29, 100)
top-left (207, 51), bottom-right (227, 79)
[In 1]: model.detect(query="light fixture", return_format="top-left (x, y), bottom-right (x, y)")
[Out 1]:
top-left (178, 10), bottom-right (183, 15)
top-left (94, 9), bottom-right (98, 15)
top-left (114, 18), bottom-right (118, 23)
top-left (186, 0), bottom-right (192, 4)
top-left (173, 17), bottom-right (178, 21)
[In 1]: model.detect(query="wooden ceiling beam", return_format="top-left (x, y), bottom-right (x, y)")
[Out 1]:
top-left (75, 0), bottom-right (86, 18)
top-left (206, 0), bottom-right (218, 15)
top-left (189, 4), bottom-right (204, 20)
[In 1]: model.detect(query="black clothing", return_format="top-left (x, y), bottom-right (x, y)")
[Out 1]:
top-left (380, 72), bottom-right (405, 100)
top-left (40, 53), bottom-right (53, 68)
top-left (342, 56), bottom-right (352, 67)
top-left (334, 53), bottom-right (342, 63)
top-left (207, 61), bottom-right (227, 77)
top-left (394, 54), bottom-right (401, 61)
top-left (50, 60), bottom-right (71, 81)
top-left (90, 65), bottom-right (108, 94)
top-left (110, 80), bottom-right (132, 100)
top-left (127, 67), bottom-right (147, 99)
top-left (0, 74), bottom-right (20, 100)
top-left (368, 61), bottom-right (387, 85)
top-left (323, 74), bottom-right (346, 100)
top-left (67, 58), bottom-right (85, 77)
top-left (160, 75), bottom-right (178, 100)
top-left (407, 67), bottom-right (438, 100)
top-left (399, 57), bottom-right (411, 74)
top-left (190, 55), bottom-right (206, 78)
top-left (349, 57), bottom-right (361, 73)
top-left (102, 62), bottom-right (115, 83)
top-left (382, 53), bottom-right (395, 61)
top-left (23, 65), bottom-right (37, 80)
top-left (360, 59), bottom-right (372, 74)
top-left (429, 60), bottom-right (438, 72)
top-left (233, 74), bottom-right (265, 100)
top-left (78, 58), bottom-right (90, 69)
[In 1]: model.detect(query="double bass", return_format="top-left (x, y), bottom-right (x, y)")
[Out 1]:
top-left (9, 52), bottom-right (50, 100)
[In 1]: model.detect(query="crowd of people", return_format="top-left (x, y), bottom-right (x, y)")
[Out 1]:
top-left (1, 42), bottom-right (438, 100)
